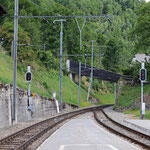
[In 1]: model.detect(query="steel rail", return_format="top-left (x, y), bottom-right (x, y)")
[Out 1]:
top-left (94, 109), bottom-right (150, 150)
top-left (0, 105), bottom-right (111, 150)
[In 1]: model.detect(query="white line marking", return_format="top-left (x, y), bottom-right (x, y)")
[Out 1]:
top-left (59, 144), bottom-right (108, 149)
top-left (107, 145), bottom-right (119, 150)
top-left (90, 119), bottom-right (141, 150)
top-left (62, 144), bottom-right (102, 147)
top-left (59, 145), bottom-right (65, 150)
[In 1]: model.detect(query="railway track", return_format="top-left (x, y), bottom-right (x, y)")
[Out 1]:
top-left (0, 105), bottom-right (110, 150)
top-left (94, 109), bottom-right (150, 150)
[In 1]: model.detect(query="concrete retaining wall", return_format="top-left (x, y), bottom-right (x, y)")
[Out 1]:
top-left (0, 84), bottom-right (73, 129)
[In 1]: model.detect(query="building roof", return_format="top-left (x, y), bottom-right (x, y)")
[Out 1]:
top-left (0, 4), bottom-right (7, 16)
top-left (132, 54), bottom-right (150, 63)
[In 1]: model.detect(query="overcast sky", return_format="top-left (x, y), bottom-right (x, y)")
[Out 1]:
top-left (145, 0), bottom-right (150, 2)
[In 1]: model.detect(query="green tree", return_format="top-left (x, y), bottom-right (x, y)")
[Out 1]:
top-left (0, 0), bottom-right (142, 70)
top-left (132, 2), bottom-right (150, 54)
top-left (0, 22), bottom-right (34, 61)
top-left (102, 37), bottom-right (121, 72)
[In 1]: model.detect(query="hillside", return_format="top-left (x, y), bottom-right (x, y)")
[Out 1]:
top-left (0, 0), bottom-right (142, 73)
top-left (115, 81), bottom-right (150, 119)
top-left (0, 46), bottom-right (115, 107)
top-left (0, 0), bottom-right (150, 111)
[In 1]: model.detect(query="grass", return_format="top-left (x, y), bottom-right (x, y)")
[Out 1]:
top-left (115, 80), bottom-right (150, 119)
top-left (0, 48), bottom-right (86, 106)
top-left (116, 83), bottom-right (150, 108)
top-left (80, 79), bottom-right (115, 105)
top-left (0, 47), bottom-right (115, 107)
top-left (124, 108), bottom-right (150, 119)
top-left (0, 52), bottom-right (13, 84)
top-left (93, 91), bottom-right (115, 104)
top-left (2, 49), bottom-right (150, 119)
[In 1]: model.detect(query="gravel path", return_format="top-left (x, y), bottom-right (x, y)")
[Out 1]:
top-left (0, 118), bottom-right (49, 140)
top-left (0, 109), bottom-right (76, 140)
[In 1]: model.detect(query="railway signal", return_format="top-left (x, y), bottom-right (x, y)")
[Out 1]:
top-left (26, 72), bottom-right (32, 82)
top-left (140, 68), bottom-right (146, 81)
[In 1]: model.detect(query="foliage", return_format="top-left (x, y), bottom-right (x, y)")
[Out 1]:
top-left (116, 82), bottom-right (150, 109)
top-left (92, 79), bottom-right (101, 92)
top-left (122, 61), bottom-right (150, 82)
top-left (0, 22), bottom-right (35, 61)
top-left (0, 0), bottom-right (142, 71)
top-left (102, 37), bottom-right (121, 72)
top-left (1, 0), bottom-right (149, 107)
top-left (122, 62), bottom-right (141, 83)
top-left (124, 109), bottom-right (150, 119)
top-left (0, 50), bottom-right (92, 107)
top-left (37, 51), bottom-right (58, 69)
top-left (132, 2), bottom-right (150, 54)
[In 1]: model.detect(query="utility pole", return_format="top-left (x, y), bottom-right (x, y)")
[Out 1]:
top-left (12, 0), bottom-right (18, 122)
top-left (79, 62), bottom-right (81, 107)
top-left (87, 40), bottom-right (94, 102)
top-left (90, 40), bottom-right (94, 100)
top-left (141, 80), bottom-right (144, 120)
top-left (84, 54), bottom-right (87, 68)
top-left (53, 19), bottom-right (66, 109)
top-left (11, 41), bottom-right (14, 59)
top-left (98, 52), bottom-right (104, 68)
top-left (115, 82), bottom-right (117, 105)
top-left (75, 18), bottom-right (86, 50)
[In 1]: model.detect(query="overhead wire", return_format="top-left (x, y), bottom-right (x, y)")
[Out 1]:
top-left (20, 1), bottom-right (112, 59)
top-left (27, 0), bottom-right (56, 15)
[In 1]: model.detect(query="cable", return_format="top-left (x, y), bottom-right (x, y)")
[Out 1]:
top-left (43, 18), bottom-right (51, 24)
top-left (27, 0), bottom-right (56, 15)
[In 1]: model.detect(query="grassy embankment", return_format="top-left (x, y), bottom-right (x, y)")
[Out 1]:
top-left (116, 83), bottom-right (150, 119)
top-left (0, 48), bottom-right (115, 107)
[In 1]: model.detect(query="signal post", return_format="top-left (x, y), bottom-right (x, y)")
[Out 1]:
top-left (140, 62), bottom-right (147, 120)
top-left (26, 66), bottom-right (32, 120)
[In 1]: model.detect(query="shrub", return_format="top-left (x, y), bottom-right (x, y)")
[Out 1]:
top-left (37, 51), bottom-right (58, 69)
top-left (43, 82), bottom-right (49, 89)
top-left (122, 62), bottom-right (150, 83)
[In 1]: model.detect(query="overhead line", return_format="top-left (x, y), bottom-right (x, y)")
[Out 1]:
top-left (18, 15), bottom-right (112, 18)
top-left (27, 0), bottom-right (56, 15)
top-left (62, 54), bottom-right (103, 57)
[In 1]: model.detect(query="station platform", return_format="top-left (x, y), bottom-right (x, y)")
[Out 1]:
top-left (103, 107), bottom-right (150, 136)
top-left (125, 119), bottom-right (150, 135)
top-left (37, 112), bottom-right (140, 150)
top-left (127, 120), bottom-right (150, 130)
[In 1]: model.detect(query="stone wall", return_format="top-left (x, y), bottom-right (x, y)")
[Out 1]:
top-left (0, 84), bottom-right (11, 129)
top-left (0, 83), bottom-right (74, 129)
